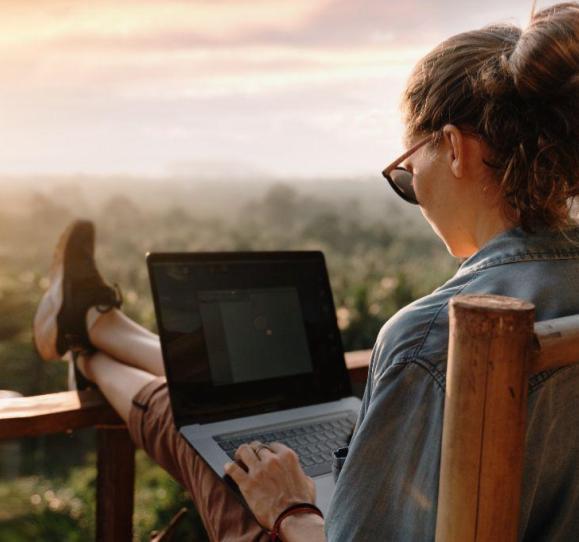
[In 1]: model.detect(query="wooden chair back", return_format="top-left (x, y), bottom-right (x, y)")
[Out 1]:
top-left (435, 294), bottom-right (579, 541)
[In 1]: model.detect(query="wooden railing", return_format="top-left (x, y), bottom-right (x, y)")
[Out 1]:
top-left (0, 351), bottom-right (371, 541)
top-left (0, 388), bottom-right (135, 540)
top-left (0, 295), bottom-right (577, 541)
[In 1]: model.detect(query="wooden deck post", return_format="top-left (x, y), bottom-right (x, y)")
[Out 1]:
top-left (96, 426), bottom-right (136, 542)
top-left (435, 295), bottom-right (535, 542)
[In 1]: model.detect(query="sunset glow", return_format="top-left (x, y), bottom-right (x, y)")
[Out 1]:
top-left (0, 0), bottom-right (552, 178)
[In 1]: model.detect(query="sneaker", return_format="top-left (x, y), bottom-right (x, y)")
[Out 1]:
top-left (33, 220), bottom-right (122, 365)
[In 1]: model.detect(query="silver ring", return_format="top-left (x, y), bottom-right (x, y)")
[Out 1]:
top-left (252, 443), bottom-right (275, 459)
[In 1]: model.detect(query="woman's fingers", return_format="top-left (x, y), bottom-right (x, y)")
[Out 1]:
top-left (250, 440), bottom-right (275, 459)
top-left (224, 440), bottom-right (317, 528)
top-left (267, 441), bottom-right (289, 453)
top-left (268, 442), bottom-right (299, 463)
top-left (224, 461), bottom-right (249, 485)
top-left (234, 443), bottom-right (260, 470)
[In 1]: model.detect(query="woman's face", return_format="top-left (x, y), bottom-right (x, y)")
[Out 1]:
top-left (401, 126), bottom-right (511, 258)
top-left (401, 132), bottom-right (466, 254)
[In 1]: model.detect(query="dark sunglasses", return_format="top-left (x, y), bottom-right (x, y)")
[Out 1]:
top-left (381, 135), bottom-right (432, 205)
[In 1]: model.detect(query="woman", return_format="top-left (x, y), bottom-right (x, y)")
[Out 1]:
top-left (33, 3), bottom-right (579, 541)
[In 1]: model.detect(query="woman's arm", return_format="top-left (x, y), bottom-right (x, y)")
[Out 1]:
top-left (279, 513), bottom-right (326, 542)
top-left (224, 441), bottom-right (327, 541)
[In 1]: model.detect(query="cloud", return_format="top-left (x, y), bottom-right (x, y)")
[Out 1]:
top-left (0, 0), bottom-right (327, 47)
top-left (0, 0), bottom-right (561, 177)
top-left (10, 0), bottom-right (537, 54)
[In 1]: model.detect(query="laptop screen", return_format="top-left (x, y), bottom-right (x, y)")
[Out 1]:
top-left (147, 252), bottom-right (351, 427)
top-left (198, 287), bottom-right (313, 385)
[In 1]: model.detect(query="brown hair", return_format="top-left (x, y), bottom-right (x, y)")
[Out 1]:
top-left (402, 2), bottom-right (579, 231)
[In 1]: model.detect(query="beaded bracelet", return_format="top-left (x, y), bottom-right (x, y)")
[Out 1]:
top-left (268, 502), bottom-right (324, 541)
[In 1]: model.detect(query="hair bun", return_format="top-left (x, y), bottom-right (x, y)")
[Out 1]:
top-left (509, 2), bottom-right (579, 101)
top-left (402, 4), bottom-right (579, 231)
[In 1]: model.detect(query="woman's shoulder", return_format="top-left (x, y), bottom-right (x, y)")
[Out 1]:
top-left (457, 224), bottom-right (579, 276)
top-left (372, 226), bottom-right (579, 380)
top-left (371, 273), bottom-right (472, 379)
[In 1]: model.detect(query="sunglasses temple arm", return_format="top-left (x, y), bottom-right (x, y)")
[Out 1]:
top-left (382, 135), bottom-right (432, 174)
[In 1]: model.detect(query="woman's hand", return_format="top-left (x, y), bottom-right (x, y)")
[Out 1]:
top-left (224, 441), bottom-right (316, 530)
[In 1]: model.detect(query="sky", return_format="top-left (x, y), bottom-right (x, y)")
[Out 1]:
top-left (0, 0), bottom-right (558, 179)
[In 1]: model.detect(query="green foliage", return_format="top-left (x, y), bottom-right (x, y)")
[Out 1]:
top-left (0, 178), bottom-right (456, 538)
top-left (0, 451), bottom-right (207, 541)
top-left (133, 452), bottom-right (208, 541)
top-left (0, 465), bottom-right (93, 541)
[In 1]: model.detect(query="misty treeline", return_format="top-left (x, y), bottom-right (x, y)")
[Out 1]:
top-left (0, 178), bottom-right (457, 397)
top-left (0, 178), bottom-right (456, 540)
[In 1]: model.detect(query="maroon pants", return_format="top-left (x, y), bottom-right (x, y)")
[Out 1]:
top-left (128, 377), bottom-right (269, 542)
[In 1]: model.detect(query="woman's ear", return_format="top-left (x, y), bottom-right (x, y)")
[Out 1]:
top-left (442, 124), bottom-right (464, 178)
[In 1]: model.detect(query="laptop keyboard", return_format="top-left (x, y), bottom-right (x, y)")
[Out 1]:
top-left (214, 412), bottom-right (357, 477)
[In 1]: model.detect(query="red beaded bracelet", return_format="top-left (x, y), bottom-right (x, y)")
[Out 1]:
top-left (268, 503), bottom-right (324, 541)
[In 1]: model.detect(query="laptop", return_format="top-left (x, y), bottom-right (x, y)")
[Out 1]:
top-left (146, 251), bottom-right (361, 514)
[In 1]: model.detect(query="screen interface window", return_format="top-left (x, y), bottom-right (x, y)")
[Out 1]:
top-left (153, 262), bottom-right (316, 387)
top-left (199, 288), bottom-right (313, 384)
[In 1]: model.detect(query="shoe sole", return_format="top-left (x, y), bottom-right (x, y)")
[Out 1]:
top-left (33, 220), bottom-right (94, 361)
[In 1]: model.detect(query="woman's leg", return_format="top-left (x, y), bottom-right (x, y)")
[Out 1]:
top-left (75, 349), bottom-right (267, 542)
top-left (74, 349), bottom-right (156, 421)
top-left (34, 221), bottom-right (266, 539)
top-left (86, 307), bottom-right (165, 376)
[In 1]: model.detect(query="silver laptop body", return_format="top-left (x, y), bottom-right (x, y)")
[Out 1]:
top-left (147, 251), bottom-right (361, 514)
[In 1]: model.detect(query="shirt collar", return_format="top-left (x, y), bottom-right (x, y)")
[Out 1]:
top-left (456, 223), bottom-right (579, 276)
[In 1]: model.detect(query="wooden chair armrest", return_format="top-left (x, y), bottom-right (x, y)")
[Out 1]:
top-left (341, 314), bottom-right (579, 383)
top-left (533, 314), bottom-right (579, 373)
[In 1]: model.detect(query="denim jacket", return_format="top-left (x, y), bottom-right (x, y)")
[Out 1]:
top-left (326, 225), bottom-right (579, 541)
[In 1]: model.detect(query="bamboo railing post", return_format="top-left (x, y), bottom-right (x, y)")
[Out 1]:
top-left (96, 426), bottom-right (135, 542)
top-left (435, 294), bottom-right (535, 542)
